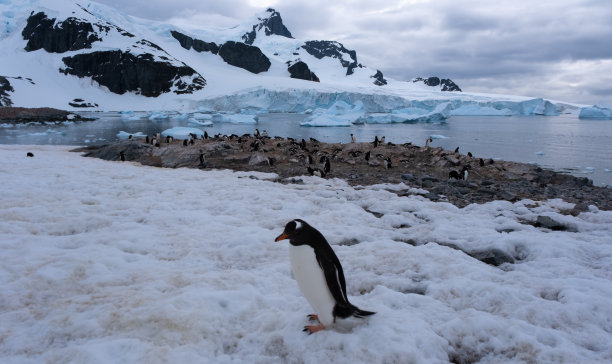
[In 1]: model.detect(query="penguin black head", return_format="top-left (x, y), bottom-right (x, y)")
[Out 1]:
top-left (275, 219), bottom-right (321, 246)
top-left (26, 152), bottom-right (34, 157)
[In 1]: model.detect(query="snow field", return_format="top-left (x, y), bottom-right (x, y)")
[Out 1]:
top-left (1, 145), bottom-right (611, 363)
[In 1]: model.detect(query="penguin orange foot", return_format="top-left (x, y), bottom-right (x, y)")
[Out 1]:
top-left (307, 314), bottom-right (319, 322)
top-left (303, 323), bottom-right (326, 334)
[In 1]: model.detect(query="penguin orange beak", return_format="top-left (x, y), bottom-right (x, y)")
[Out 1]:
top-left (275, 233), bottom-right (289, 242)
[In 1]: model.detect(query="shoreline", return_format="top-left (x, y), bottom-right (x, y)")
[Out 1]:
top-left (0, 107), bottom-right (94, 123)
top-left (74, 135), bottom-right (612, 212)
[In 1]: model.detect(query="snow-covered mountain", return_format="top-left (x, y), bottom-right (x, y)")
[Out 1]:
top-left (0, 0), bottom-right (589, 117)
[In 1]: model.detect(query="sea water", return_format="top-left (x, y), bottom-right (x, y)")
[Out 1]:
top-left (1, 112), bottom-right (611, 187)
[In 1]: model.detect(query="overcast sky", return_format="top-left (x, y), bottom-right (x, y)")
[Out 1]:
top-left (96, 0), bottom-right (612, 105)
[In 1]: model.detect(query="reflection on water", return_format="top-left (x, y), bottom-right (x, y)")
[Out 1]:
top-left (1, 112), bottom-right (611, 187)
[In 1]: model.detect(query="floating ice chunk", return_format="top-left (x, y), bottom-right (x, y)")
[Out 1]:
top-left (604, 168), bottom-right (611, 173)
top-left (211, 113), bottom-right (257, 124)
top-left (117, 131), bottom-right (147, 139)
top-left (192, 113), bottom-right (213, 120)
top-left (172, 113), bottom-right (190, 121)
top-left (430, 134), bottom-right (448, 139)
top-left (149, 111), bottom-right (169, 120)
top-left (161, 127), bottom-right (204, 139)
top-left (188, 118), bottom-right (213, 126)
top-left (534, 151), bottom-right (545, 156)
top-left (579, 104), bottom-right (612, 119)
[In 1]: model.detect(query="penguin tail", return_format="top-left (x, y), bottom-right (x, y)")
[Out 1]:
top-left (353, 308), bottom-right (376, 318)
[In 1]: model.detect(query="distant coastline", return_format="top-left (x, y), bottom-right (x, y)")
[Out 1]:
top-left (0, 107), bottom-right (93, 123)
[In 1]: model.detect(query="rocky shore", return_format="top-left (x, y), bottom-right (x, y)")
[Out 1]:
top-left (75, 134), bottom-right (611, 212)
top-left (0, 107), bottom-right (93, 123)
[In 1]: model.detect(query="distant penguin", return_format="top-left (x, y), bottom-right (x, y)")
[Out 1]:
top-left (26, 152), bottom-right (34, 157)
top-left (300, 139), bottom-right (307, 150)
top-left (255, 129), bottom-right (261, 138)
top-left (166, 135), bottom-right (173, 143)
top-left (262, 130), bottom-right (269, 138)
top-left (383, 156), bottom-right (392, 169)
top-left (467, 152), bottom-right (473, 158)
top-left (310, 137), bottom-right (319, 143)
top-left (128, 134), bottom-right (133, 141)
top-left (350, 133), bottom-right (356, 143)
top-left (454, 146), bottom-right (459, 153)
top-left (449, 170), bottom-right (459, 179)
top-left (150, 137), bottom-right (157, 145)
top-left (275, 219), bottom-right (375, 334)
top-left (380, 136), bottom-right (385, 143)
top-left (199, 150), bottom-right (205, 167)
top-left (204, 131), bottom-right (209, 140)
top-left (479, 158), bottom-right (485, 167)
top-left (145, 136), bottom-right (150, 144)
top-left (189, 138), bottom-right (194, 145)
top-left (373, 136), bottom-right (379, 148)
top-left (250, 139), bottom-right (260, 151)
top-left (461, 165), bottom-right (470, 180)
top-left (365, 151), bottom-right (371, 161)
top-left (425, 137), bottom-right (433, 147)
top-left (183, 139), bottom-right (188, 146)
top-left (323, 157), bottom-right (331, 174)
top-left (156, 133), bottom-right (161, 141)
top-left (307, 166), bottom-right (325, 178)
top-left (306, 154), bottom-right (313, 165)
top-left (119, 151), bottom-right (125, 161)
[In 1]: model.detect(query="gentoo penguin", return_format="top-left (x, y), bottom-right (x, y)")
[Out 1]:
top-left (448, 170), bottom-right (459, 179)
top-left (119, 151), bottom-right (125, 161)
top-left (479, 158), bottom-right (485, 167)
top-left (275, 219), bottom-right (375, 334)
top-left (383, 156), bottom-right (392, 169)
top-left (460, 165), bottom-right (471, 180)
top-left (467, 152), bottom-right (473, 158)
top-left (255, 128), bottom-right (261, 138)
top-left (425, 137), bottom-right (433, 147)
top-left (323, 157), bottom-right (331, 174)
top-left (262, 130), bottom-right (269, 138)
top-left (454, 146), bottom-right (459, 153)
top-left (128, 134), bottom-right (133, 141)
top-left (183, 139), bottom-right (188, 146)
top-left (373, 136), bottom-right (379, 148)
top-left (380, 136), bottom-right (385, 143)
top-left (145, 136), bottom-right (150, 144)
top-left (350, 133), bottom-right (356, 143)
top-left (204, 131), bottom-right (209, 140)
top-left (365, 151), bottom-right (371, 161)
top-left (307, 166), bottom-right (325, 178)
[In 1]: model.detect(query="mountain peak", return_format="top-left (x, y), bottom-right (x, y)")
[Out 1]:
top-left (242, 8), bottom-right (293, 45)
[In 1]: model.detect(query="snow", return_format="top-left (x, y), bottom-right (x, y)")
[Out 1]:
top-left (1, 144), bottom-right (612, 363)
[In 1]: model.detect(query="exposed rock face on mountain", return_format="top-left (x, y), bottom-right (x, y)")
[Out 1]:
top-left (170, 30), bottom-right (219, 54)
top-left (302, 40), bottom-right (360, 75)
top-left (60, 50), bottom-right (206, 97)
top-left (287, 61), bottom-right (319, 82)
top-left (0, 76), bottom-right (14, 106)
top-left (371, 70), bottom-right (387, 86)
top-left (218, 41), bottom-right (271, 74)
top-left (22, 12), bottom-right (102, 53)
top-left (413, 77), bottom-right (462, 92)
top-left (242, 8), bottom-right (293, 45)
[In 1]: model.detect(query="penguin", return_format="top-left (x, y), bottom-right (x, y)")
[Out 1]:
top-left (467, 152), bottom-right (473, 158)
top-left (183, 139), bottom-right (188, 146)
top-left (119, 151), bottom-right (125, 161)
top-left (454, 146), bottom-right (459, 153)
top-left (383, 156), bottom-right (392, 169)
top-left (166, 135), bottom-right (173, 143)
top-left (150, 137), bottom-right (157, 146)
top-left (26, 152), bottom-right (34, 157)
top-left (156, 133), bottom-right (161, 141)
top-left (300, 139), bottom-right (307, 150)
top-left (380, 136), bottom-right (385, 143)
top-left (128, 134), bottom-right (133, 141)
top-left (204, 131), bottom-right (209, 140)
top-left (307, 166), bottom-right (325, 178)
top-left (461, 165), bottom-right (471, 181)
top-left (365, 151), bottom-right (371, 161)
top-left (479, 158), bottom-right (485, 167)
top-left (448, 170), bottom-right (459, 179)
top-left (373, 136), bottom-right (379, 148)
top-left (145, 136), bottom-right (150, 144)
top-left (350, 133), bottom-right (356, 143)
top-left (323, 157), bottom-right (331, 174)
top-left (275, 219), bottom-right (375, 334)
top-left (425, 137), bottom-right (433, 147)
top-left (306, 154), bottom-right (313, 165)
top-left (262, 130), bottom-right (269, 138)
top-left (255, 129), bottom-right (261, 138)
top-left (199, 150), bottom-right (206, 168)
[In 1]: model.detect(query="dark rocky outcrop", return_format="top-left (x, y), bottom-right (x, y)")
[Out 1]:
top-left (242, 8), bottom-right (293, 45)
top-left (287, 61), bottom-right (319, 82)
top-left (22, 12), bottom-right (102, 53)
top-left (170, 30), bottom-right (219, 54)
top-left (0, 76), bottom-right (14, 106)
top-left (218, 41), bottom-right (271, 74)
top-left (69, 98), bottom-right (99, 108)
top-left (302, 40), bottom-right (360, 75)
top-left (413, 77), bottom-right (462, 92)
top-left (60, 50), bottom-right (206, 97)
top-left (371, 70), bottom-right (387, 86)
top-left (0, 107), bottom-right (93, 122)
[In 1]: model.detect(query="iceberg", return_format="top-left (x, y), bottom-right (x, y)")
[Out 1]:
top-left (363, 102), bottom-right (452, 124)
top-left (211, 113), bottom-right (258, 124)
top-left (579, 104), bottom-right (612, 119)
top-left (300, 100), bottom-right (364, 127)
top-left (148, 111), bottom-right (170, 120)
top-left (161, 127), bottom-right (204, 139)
top-left (117, 131), bottom-right (147, 139)
top-left (187, 118), bottom-right (213, 126)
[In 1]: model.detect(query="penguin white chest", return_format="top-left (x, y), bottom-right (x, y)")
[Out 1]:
top-left (289, 244), bottom-right (336, 326)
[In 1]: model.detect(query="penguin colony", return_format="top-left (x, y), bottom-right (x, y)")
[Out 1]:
top-left (115, 132), bottom-right (483, 187)
top-left (276, 219), bottom-right (375, 333)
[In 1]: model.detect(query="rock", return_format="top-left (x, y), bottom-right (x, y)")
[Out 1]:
top-left (22, 12), bottom-right (101, 53)
top-left (497, 190), bottom-right (517, 201)
top-left (421, 175), bottom-right (440, 183)
top-left (480, 180), bottom-right (495, 186)
top-left (248, 154), bottom-right (270, 166)
top-left (371, 70), bottom-right (387, 86)
top-left (287, 61), bottom-right (319, 82)
top-left (60, 50), bottom-right (206, 96)
top-left (469, 249), bottom-right (515, 266)
top-left (242, 8), bottom-right (293, 45)
top-left (401, 173), bottom-right (417, 182)
top-left (536, 215), bottom-right (572, 231)
top-left (218, 41), bottom-right (271, 74)
top-left (302, 40), bottom-right (359, 75)
top-left (170, 30), bottom-right (219, 54)
top-left (412, 77), bottom-right (462, 92)
top-left (69, 98), bottom-right (98, 108)
top-left (0, 76), bottom-right (14, 106)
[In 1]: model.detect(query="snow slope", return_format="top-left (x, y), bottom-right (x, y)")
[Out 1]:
top-left (1, 145), bottom-right (611, 363)
top-left (0, 0), bottom-right (590, 117)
